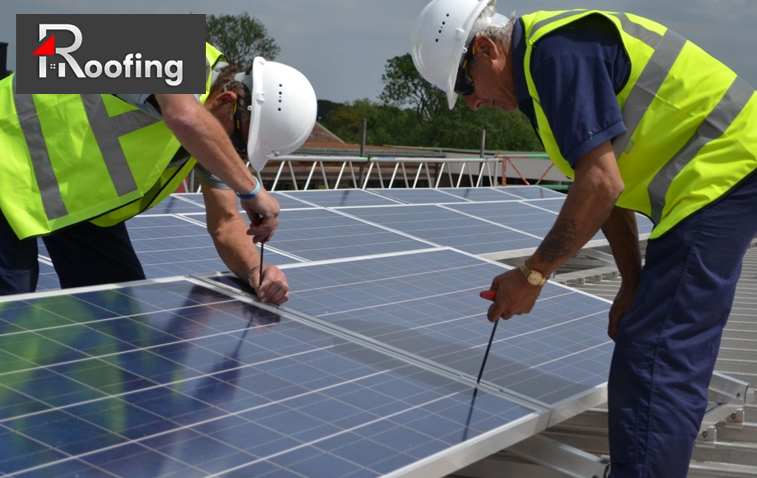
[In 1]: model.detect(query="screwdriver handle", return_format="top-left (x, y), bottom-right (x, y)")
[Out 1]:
top-left (479, 290), bottom-right (497, 301)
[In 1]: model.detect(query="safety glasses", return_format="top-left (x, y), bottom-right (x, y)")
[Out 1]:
top-left (453, 38), bottom-right (477, 96)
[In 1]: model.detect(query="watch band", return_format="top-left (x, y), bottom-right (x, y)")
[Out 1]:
top-left (519, 261), bottom-right (547, 286)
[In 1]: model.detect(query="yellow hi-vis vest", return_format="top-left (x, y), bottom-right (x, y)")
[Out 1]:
top-left (0, 43), bottom-right (225, 239)
top-left (521, 11), bottom-right (757, 239)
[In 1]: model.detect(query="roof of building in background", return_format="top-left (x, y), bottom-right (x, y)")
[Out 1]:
top-left (301, 122), bottom-right (442, 157)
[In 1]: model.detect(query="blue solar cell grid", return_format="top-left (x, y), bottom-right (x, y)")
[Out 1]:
top-left (270, 192), bottom-right (319, 210)
top-left (0, 280), bottom-right (538, 477)
top-left (261, 208), bottom-right (434, 262)
top-left (140, 195), bottom-right (206, 215)
top-left (495, 187), bottom-right (566, 200)
top-left (446, 200), bottom-right (606, 243)
top-left (283, 249), bottom-right (613, 407)
top-left (132, 215), bottom-right (302, 271)
top-left (371, 189), bottom-right (469, 205)
top-left (438, 188), bottom-right (518, 202)
top-left (280, 190), bottom-right (400, 208)
top-left (340, 205), bottom-right (541, 255)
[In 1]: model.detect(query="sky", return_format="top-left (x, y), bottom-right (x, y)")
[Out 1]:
top-left (2, 0), bottom-right (757, 104)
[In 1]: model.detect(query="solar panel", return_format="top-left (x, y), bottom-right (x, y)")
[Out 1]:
top-left (140, 195), bottom-right (206, 215)
top-left (437, 187), bottom-right (521, 202)
top-left (494, 186), bottom-right (566, 200)
top-left (0, 279), bottom-right (542, 477)
top-left (128, 215), bottom-right (299, 275)
top-left (279, 190), bottom-right (400, 208)
top-left (241, 209), bottom-right (436, 262)
top-left (36, 260), bottom-right (60, 292)
top-left (280, 249), bottom-right (613, 411)
top-left (335, 205), bottom-right (542, 256)
top-left (270, 192), bottom-right (319, 210)
top-left (444, 200), bottom-right (606, 244)
top-left (370, 189), bottom-right (469, 205)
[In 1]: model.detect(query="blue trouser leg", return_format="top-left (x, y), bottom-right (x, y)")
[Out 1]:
top-left (0, 211), bottom-right (39, 294)
top-left (0, 210), bottom-right (145, 295)
top-left (609, 173), bottom-right (757, 477)
top-left (42, 221), bottom-right (146, 289)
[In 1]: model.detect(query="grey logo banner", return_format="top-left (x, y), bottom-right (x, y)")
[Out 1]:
top-left (16, 14), bottom-right (206, 94)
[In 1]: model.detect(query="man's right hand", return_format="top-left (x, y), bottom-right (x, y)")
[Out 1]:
top-left (608, 282), bottom-right (637, 341)
top-left (242, 189), bottom-right (280, 243)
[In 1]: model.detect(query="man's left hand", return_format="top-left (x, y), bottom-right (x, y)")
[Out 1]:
top-left (486, 268), bottom-right (543, 322)
top-left (250, 264), bottom-right (290, 305)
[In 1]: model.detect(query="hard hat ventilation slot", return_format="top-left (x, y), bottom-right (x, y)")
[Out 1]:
top-left (279, 84), bottom-right (283, 111)
top-left (436, 14), bottom-right (451, 42)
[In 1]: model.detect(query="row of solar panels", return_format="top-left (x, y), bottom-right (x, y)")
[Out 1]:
top-left (1, 245), bottom-right (613, 477)
top-left (38, 187), bottom-right (653, 291)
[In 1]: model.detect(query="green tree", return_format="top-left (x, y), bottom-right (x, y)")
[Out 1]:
top-left (380, 54), bottom-right (446, 124)
top-left (206, 13), bottom-right (280, 70)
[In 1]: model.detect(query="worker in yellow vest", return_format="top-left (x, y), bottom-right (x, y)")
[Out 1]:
top-left (0, 43), bottom-right (317, 305)
top-left (413, 1), bottom-right (757, 476)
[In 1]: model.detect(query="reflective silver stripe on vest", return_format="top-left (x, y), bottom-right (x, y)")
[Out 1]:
top-left (12, 76), bottom-right (69, 221)
top-left (205, 57), bottom-right (211, 88)
top-left (615, 13), bottom-right (663, 49)
top-left (81, 95), bottom-right (142, 197)
top-left (108, 109), bottom-right (161, 136)
top-left (647, 76), bottom-right (755, 223)
top-left (530, 10), bottom-right (587, 37)
top-left (612, 30), bottom-right (687, 159)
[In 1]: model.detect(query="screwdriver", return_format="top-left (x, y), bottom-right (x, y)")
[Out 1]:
top-left (476, 290), bottom-right (499, 384)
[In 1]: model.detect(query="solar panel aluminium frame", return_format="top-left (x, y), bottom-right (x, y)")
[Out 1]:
top-left (0, 274), bottom-right (550, 478)
top-left (197, 246), bottom-right (614, 427)
top-left (191, 271), bottom-right (552, 478)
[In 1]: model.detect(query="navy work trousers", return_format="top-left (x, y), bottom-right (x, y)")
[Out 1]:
top-left (0, 213), bottom-right (146, 295)
top-left (609, 172), bottom-right (757, 477)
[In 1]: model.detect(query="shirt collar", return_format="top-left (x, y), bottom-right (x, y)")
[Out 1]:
top-left (512, 17), bottom-right (531, 106)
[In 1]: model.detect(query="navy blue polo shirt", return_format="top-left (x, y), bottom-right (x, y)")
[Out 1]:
top-left (512, 14), bottom-right (631, 167)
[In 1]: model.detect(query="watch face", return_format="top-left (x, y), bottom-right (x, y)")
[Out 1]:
top-left (527, 272), bottom-right (543, 286)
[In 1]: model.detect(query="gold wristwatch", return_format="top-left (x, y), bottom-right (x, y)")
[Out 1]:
top-left (519, 262), bottom-right (547, 287)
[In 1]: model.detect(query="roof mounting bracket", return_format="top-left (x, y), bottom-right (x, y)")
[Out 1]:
top-left (708, 371), bottom-right (752, 405)
top-left (507, 434), bottom-right (610, 478)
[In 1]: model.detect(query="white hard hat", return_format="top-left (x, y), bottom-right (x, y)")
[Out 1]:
top-left (235, 57), bottom-right (317, 171)
top-left (411, 0), bottom-right (508, 109)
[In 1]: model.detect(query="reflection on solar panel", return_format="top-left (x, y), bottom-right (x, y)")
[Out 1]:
top-left (281, 249), bottom-right (612, 409)
top-left (0, 279), bottom-right (541, 477)
top-left (279, 190), bottom-right (400, 208)
top-left (336, 205), bottom-right (541, 256)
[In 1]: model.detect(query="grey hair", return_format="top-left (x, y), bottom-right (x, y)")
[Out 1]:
top-left (469, 12), bottom-right (516, 68)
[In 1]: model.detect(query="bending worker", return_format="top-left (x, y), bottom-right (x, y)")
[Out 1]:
top-left (0, 43), bottom-right (317, 304)
top-left (413, 1), bottom-right (757, 476)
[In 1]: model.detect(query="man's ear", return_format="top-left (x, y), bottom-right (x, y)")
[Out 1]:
top-left (210, 90), bottom-right (237, 111)
top-left (474, 35), bottom-right (499, 60)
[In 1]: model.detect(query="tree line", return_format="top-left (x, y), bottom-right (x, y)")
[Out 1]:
top-left (206, 13), bottom-right (543, 152)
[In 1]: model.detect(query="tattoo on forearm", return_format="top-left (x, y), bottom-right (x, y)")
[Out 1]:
top-left (538, 218), bottom-right (578, 264)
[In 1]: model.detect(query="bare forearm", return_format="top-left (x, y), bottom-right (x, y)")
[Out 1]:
top-left (601, 206), bottom-right (642, 285)
top-left (210, 218), bottom-right (262, 283)
top-left (156, 95), bottom-right (257, 194)
top-left (527, 142), bottom-right (623, 276)
top-left (529, 183), bottom-right (617, 275)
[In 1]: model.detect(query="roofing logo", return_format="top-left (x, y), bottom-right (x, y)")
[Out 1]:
top-left (34, 24), bottom-right (183, 86)
top-left (16, 14), bottom-right (206, 94)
